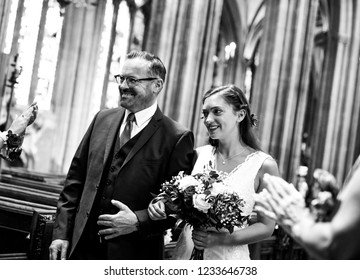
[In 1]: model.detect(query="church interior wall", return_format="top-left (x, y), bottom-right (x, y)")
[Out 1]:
top-left (0, 0), bottom-right (359, 186)
top-left (0, 0), bottom-right (360, 261)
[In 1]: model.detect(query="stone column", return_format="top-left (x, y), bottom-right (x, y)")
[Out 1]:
top-left (0, 0), bottom-right (12, 52)
top-left (50, 1), bottom-right (106, 172)
top-left (312, 0), bottom-right (360, 182)
top-left (0, 0), bottom-right (13, 113)
top-left (252, 0), bottom-right (319, 180)
top-left (145, 0), bottom-right (224, 145)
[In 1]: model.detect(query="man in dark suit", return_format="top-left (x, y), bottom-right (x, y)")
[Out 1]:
top-left (49, 51), bottom-right (195, 259)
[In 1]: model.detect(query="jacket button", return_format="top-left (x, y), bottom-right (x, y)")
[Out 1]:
top-left (110, 166), bottom-right (115, 172)
top-left (86, 210), bottom-right (90, 217)
top-left (115, 153), bottom-right (120, 159)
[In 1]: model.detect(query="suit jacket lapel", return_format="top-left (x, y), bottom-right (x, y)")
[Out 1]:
top-left (103, 107), bottom-right (124, 165)
top-left (120, 107), bottom-right (163, 169)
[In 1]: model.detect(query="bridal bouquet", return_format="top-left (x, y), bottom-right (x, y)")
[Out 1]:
top-left (153, 167), bottom-right (249, 259)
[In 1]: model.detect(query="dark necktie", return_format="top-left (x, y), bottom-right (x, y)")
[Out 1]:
top-left (120, 112), bottom-right (135, 148)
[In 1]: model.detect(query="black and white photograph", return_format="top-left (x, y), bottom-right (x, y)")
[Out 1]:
top-left (0, 0), bottom-right (359, 279)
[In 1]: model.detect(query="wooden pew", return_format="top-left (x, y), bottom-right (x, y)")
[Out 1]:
top-left (0, 174), bottom-right (63, 194)
top-left (0, 167), bottom-right (64, 259)
top-left (28, 210), bottom-right (56, 260)
top-left (0, 182), bottom-right (59, 206)
top-left (0, 197), bottom-right (56, 259)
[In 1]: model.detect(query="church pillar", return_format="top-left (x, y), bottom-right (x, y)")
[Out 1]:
top-left (252, 0), bottom-right (319, 180)
top-left (312, 0), bottom-right (360, 182)
top-left (50, 1), bottom-right (106, 172)
top-left (0, 0), bottom-right (13, 115)
top-left (145, 0), bottom-right (223, 145)
top-left (0, 0), bottom-right (12, 52)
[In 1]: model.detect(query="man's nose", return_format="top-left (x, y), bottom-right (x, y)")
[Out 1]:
top-left (119, 79), bottom-right (129, 89)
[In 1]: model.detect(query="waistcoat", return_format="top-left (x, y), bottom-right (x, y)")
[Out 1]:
top-left (96, 129), bottom-right (144, 216)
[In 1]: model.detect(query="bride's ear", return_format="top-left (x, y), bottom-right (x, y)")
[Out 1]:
top-left (237, 109), bottom-right (246, 123)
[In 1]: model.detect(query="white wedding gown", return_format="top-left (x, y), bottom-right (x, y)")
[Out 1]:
top-left (172, 145), bottom-right (272, 260)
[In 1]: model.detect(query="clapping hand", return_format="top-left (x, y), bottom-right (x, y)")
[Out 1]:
top-left (97, 200), bottom-right (138, 240)
top-left (9, 102), bottom-right (38, 135)
top-left (254, 173), bottom-right (311, 232)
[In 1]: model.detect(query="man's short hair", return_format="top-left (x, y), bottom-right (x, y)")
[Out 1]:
top-left (126, 50), bottom-right (166, 82)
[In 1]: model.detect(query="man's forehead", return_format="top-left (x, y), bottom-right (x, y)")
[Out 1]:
top-left (121, 58), bottom-right (150, 74)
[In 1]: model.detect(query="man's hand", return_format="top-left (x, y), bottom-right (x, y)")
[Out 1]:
top-left (97, 200), bottom-right (138, 240)
top-left (49, 239), bottom-right (69, 260)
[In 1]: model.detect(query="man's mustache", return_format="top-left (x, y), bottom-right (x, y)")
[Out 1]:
top-left (120, 88), bottom-right (135, 95)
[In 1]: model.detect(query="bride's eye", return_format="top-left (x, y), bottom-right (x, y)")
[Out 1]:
top-left (213, 109), bottom-right (222, 115)
top-left (201, 111), bottom-right (208, 119)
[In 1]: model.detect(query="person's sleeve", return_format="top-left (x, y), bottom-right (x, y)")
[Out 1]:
top-left (135, 130), bottom-right (195, 237)
top-left (52, 113), bottom-right (99, 241)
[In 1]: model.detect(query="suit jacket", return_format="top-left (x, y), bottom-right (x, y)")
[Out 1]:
top-left (52, 106), bottom-right (195, 259)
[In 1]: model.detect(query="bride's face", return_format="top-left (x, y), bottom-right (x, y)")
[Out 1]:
top-left (202, 93), bottom-right (241, 141)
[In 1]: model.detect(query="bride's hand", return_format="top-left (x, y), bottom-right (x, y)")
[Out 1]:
top-left (192, 228), bottom-right (223, 249)
top-left (148, 200), bottom-right (166, 220)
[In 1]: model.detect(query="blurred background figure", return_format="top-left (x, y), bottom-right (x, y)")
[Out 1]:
top-left (0, 102), bottom-right (38, 163)
top-left (254, 157), bottom-right (360, 259)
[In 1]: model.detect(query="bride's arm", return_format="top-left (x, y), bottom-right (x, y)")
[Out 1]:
top-left (192, 158), bottom-right (279, 249)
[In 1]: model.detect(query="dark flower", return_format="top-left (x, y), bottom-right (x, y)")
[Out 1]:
top-left (7, 130), bottom-right (23, 147)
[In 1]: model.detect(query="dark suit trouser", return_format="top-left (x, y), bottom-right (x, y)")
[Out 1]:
top-left (70, 216), bottom-right (106, 260)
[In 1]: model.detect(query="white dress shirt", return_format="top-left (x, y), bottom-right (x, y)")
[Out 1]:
top-left (119, 102), bottom-right (158, 139)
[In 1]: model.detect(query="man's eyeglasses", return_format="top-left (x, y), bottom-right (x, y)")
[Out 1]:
top-left (114, 75), bottom-right (158, 86)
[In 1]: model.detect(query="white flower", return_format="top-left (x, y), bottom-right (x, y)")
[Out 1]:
top-left (211, 181), bottom-right (231, 195)
top-left (178, 175), bottom-right (200, 191)
top-left (164, 229), bottom-right (172, 245)
top-left (195, 183), bottom-right (205, 194)
top-left (317, 191), bottom-right (332, 203)
top-left (193, 193), bottom-right (211, 213)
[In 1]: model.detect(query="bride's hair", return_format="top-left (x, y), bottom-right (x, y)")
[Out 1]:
top-left (202, 84), bottom-right (261, 151)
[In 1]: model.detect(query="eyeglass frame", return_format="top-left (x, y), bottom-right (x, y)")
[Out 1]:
top-left (114, 74), bottom-right (158, 86)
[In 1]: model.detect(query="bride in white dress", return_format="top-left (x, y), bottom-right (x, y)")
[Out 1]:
top-left (148, 85), bottom-right (279, 259)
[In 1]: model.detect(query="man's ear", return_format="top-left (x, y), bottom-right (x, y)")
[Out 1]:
top-left (153, 79), bottom-right (164, 94)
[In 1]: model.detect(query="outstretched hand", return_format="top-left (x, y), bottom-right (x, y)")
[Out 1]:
top-left (254, 173), bottom-right (311, 232)
top-left (97, 200), bottom-right (138, 240)
top-left (9, 102), bottom-right (38, 135)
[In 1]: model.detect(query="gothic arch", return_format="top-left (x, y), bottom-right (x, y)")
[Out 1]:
top-left (243, 2), bottom-right (265, 102)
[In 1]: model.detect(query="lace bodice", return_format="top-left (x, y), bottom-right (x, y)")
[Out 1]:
top-left (172, 145), bottom-right (272, 260)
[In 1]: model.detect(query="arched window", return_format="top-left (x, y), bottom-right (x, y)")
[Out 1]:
top-left (92, 0), bottom-right (148, 112)
top-left (212, 1), bottom-right (239, 88)
top-left (243, 2), bottom-right (265, 103)
top-left (6, 0), bottom-right (63, 111)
